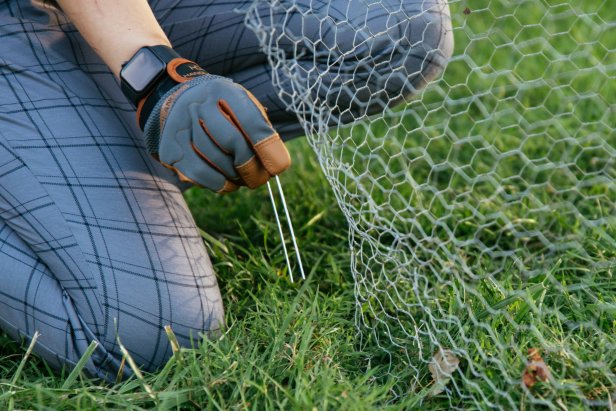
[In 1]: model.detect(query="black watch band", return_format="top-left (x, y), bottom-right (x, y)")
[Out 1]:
top-left (119, 45), bottom-right (208, 130)
top-left (119, 45), bottom-right (182, 106)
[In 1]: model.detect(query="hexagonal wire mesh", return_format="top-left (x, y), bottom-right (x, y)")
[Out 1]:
top-left (242, 0), bottom-right (615, 408)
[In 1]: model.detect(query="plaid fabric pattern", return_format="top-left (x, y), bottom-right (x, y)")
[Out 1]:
top-left (0, 0), bottom-right (451, 380)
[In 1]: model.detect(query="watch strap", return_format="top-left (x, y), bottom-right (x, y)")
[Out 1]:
top-left (147, 45), bottom-right (182, 66)
top-left (164, 57), bottom-right (208, 82)
top-left (137, 75), bottom-right (177, 131)
top-left (120, 45), bottom-right (208, 130)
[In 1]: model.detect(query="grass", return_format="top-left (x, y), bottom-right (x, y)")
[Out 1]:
top-left (0, 143), bottom-right (407, 409)
top-left (1, 0), bottom-right (615, 409)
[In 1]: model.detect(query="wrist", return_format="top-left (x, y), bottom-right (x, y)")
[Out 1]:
top-left (119, 45), bottom-right (208, 129)
top-left (136, 75), bottom-right (178, 131)
top-left (137, 57), bottom-right (209, 130)
top-left (112, 37), bottom-right (172, 78)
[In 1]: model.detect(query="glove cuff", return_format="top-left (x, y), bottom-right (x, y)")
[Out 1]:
top-left (137, 57), bottom-right (208, 130)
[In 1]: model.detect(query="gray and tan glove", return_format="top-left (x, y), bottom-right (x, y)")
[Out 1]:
top-left (138, 58), bottom-right (290, 193)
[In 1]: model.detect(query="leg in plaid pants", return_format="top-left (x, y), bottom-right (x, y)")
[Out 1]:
top-left (0, 0), bottom-right (452, 380)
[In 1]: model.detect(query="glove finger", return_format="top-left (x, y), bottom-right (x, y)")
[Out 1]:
top-left (236, 154), bottom-right (271, 189)
top-left (217, 86), bottom-right (291, 176)
top-left (173, 150), bottom-right (238, 194)
top-left (196, 104), bottom-right (253, 168)
top-left (157, 82), bottom-right (267, 190)
top-left (159, 129), bottom-right (238, 193)
top-left (189, 106), bottom-right (239, 182)
top-left (198, 102), bottom-right (271, 188)
top-left (155, 82), bottom-right (251, 172)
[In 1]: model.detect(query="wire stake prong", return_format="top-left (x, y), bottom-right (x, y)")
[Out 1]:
top-left (267, 180), bottom-right (294, 283)
top-left (274, 176), bottom-right (306, 280)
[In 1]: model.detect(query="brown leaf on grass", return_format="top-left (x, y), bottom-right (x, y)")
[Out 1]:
top-left (429, 348), bottom-right (460, 396)
top-left (522, 348), bottom-right (551, 388)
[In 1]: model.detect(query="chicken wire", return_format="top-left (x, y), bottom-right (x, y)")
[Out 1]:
top-left (242, 0), bottom-right (615, 408)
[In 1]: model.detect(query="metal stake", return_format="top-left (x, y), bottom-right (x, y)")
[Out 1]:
top-left (266, 176), bottom-right (306, 282)
top-left (267, 179), bottom-right (295, 282)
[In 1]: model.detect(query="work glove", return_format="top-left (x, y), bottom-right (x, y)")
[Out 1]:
top-left (138, 58), bottom-right (291, 193)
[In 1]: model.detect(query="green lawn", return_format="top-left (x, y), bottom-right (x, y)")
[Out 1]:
top-left (0, 141), bottom-right (406, 410)
top-left (1, 0), bottom-right (615, 409)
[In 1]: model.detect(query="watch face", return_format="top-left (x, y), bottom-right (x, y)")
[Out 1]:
top-left (121, 49), bottom-right (166, 94)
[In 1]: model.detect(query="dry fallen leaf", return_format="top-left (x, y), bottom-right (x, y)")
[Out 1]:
top-left (522, 348), bottom-right (551, 388)
top-left (429, 348), bottom-right (460, 396)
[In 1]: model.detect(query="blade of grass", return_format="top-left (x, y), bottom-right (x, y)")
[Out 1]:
top-left (61, 340), bottom-right (99, 389)
top-left (115, 355), bottom-right (127, 385)
top-left (164, 325), bottom-right (182, 364)
top-left (475, 283), bottom-right (546, 322)
top-left (8, 331), bottom-right (40, 411)
top-left (116, 335), bottom-right (157, 403)
top-left (198, 228), bottom-right (230, 254)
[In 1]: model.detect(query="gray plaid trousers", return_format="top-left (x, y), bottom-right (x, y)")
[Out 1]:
top-left (0, 0), bottom-right (452, 380)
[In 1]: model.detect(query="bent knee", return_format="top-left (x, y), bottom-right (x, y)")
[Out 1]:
top-left (111, 257), bottom-right (225, 372)
top-left (119, 289), bottom-right (224, 372)
top-left (400, 0), bottom-right (455, 90)
top-left (315, 0), bottom-right (454, 117)
top-left (359, 0), bottom-right (453, 107)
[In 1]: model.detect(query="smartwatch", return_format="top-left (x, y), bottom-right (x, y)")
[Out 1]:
top-left (119, 45), bottom-right (182, 106)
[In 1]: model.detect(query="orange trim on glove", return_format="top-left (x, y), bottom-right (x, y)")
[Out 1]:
top-left (166, 58), bottom-right (208, 83)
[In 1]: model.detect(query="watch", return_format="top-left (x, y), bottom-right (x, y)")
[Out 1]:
top-left (119, 45), bottom-right (182, 106)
